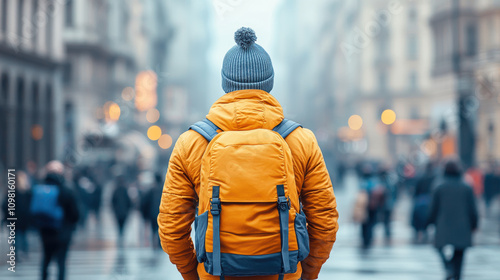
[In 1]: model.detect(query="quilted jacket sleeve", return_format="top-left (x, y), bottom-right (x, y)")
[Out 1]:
top-left (158, 134), bottom-right (199, 280)
top-left (298, 129), bottom-right (339, 280)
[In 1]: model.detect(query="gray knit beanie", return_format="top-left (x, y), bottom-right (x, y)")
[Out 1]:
top-left (221, 27), bottom-right (274, 93)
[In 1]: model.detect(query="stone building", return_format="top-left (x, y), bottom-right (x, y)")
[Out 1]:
top-left (431, 0), bottom-right (500, 165)
top-left (0, 0), bottom-right (65, 170)
top-left (62, 0), bottom-right (151, 165)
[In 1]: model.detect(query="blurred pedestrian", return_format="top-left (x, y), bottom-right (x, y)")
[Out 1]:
top-left (359, 164), bottom-right (384, 249)
top-left (2, 171), bottom-right (32, 258)
top-left (428, 159), bottom-right (478, 280)
top-left (141, 173), bottom-right (164, 249)
top-left (411, 161), bottom-right (435, 243)
top-left (74, 173), bottom-right (92, 228)
top-left (31, 161), bottom-right (80, 280)
top-left (87, 174), bottom-right (103, 224)
top-left (111, 176), bottom-right (133, 247)
top-left (378, 164), bottom-right (397, 244)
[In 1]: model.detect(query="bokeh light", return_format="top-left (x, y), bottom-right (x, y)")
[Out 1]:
top-left (146, 108), bottom-right (160, 123)
top-left (31, 125), bottom-right (43, 140)
top-left (121, 87), bottom-right (135, 101)
top-left (348, 115), bottom-right (363, 130)
top-left (381, 109), bottom-right (396, 125)
top-left (108, 103), bottom-right (121, 121)
top-left (158, 134), bottom-right (173, 149)
top-left (135, 70), bottom-right (158, 112)
top-left (147, 125), bottom-right (162, 141)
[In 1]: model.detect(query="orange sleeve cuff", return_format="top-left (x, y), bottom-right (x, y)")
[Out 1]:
top-left (300, 260), bottom-right (321, 280)
top-left (181, 269), bottom-right (199, 280)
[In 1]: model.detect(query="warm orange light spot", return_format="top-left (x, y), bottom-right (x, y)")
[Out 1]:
top-left (122, 87), bottom-right (135, 101)
top-left (31, 125), bottom-right (43, 140)
top-left (146, 108), bottom-right (160, 123)
top-left (381, 109), bottom-right (396, 125)
top-left (103, 102), bottom-right (120, 122)
top-left (135, 70), bottom-right (158, 112)
top-left (109, 103), bottom-right (121, 121)
top-left (348, 115), bottom-right (363, 130)
top-left (147, 125), bottom-right (162, 141)
top-left (158, 134), bottom-right (173, 149)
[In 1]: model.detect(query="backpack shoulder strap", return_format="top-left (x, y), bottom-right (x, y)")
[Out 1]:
top-left (273, 118), bottom-right (302, 139)
top-left (189, 118), bottom-right (221, 142)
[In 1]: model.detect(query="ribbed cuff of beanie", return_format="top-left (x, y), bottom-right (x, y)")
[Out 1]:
top-left (221, 71), bottom-right (274, 93)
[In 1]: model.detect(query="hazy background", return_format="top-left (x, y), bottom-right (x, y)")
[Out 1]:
top-left (1, 0), bottom-right (500, 279)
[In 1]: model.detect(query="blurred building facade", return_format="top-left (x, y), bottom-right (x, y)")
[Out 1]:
top-left (345, 0), bottom-right (437, 162)
top-left (431, 0), bottom-right (500, 166)
top-left (276, 0), bottom-right (500, 166)
top-left (160, 0), bottom-right (212, 138)
top-left (62, 0), bottom-right (152, 166)
top-left (475, 0), bottom-right (500, 163)
top-left (0, 0), bottom-right (65, 170)
top-left (274, 0), bottom-right (341, 131)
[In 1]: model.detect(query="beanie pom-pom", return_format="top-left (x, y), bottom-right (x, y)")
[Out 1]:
top-left (234, 27), bottom-right (257, 49)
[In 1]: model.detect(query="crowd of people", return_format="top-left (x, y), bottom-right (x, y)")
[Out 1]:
top-left (2, 151), bottom-right (500, 280)
top-left (350, 157), bottom-right (499, 280)
top-left (1, 160), bottom-right (166, 280)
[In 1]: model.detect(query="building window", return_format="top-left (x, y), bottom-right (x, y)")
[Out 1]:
top-left (1, 0), bottom-right (7, 34)
top-left (46, 84), bottom-right (54, 160)
top-left (1, 73), bottom-right (9, 167)
top-left (32, 81), bottom-right (40, 164)
top-left (63, 62), bottom-right (72, 85)
top-left (466, 24), bottom-right (477, 56)
top-left (377, 33), bottom-right (388, 57)
top-left (17, 0), bottom-right (23, 36)
top-left (0, 73), bottom-right (7, 104)
top-left (408, 35), bottom-right (418, 60)
top-left (16, 77), bottom-right (25, 169)
top-left (33, 0), bottom-right (38, 49)
top-left (46, 0), bottom-right (53, 55)
top-left (65, 0), bottom-right (73, 27)
top-left (409, 71), bottom-right (418, 92)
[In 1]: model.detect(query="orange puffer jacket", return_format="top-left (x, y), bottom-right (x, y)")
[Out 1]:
top-left (158, 89), bottom-right (339, 280)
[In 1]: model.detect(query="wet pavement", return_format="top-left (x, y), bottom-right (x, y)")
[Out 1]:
top-left (1, 174), bottom-right (500, 280)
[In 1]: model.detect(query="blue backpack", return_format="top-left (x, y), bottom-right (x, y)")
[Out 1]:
top-left (30, 185), bottom-right (64, 229)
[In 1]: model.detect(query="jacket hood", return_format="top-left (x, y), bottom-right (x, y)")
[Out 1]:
top-left (206, 89), bottom-right (284, 131)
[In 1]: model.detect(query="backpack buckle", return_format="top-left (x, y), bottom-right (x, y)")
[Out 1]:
top-left (277, 197), bottom-right (290, 211)
top-left (211, 198), bottom-right (221, 216)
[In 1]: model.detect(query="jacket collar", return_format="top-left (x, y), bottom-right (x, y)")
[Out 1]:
top-left (206, 89), bottom-right (284, 131)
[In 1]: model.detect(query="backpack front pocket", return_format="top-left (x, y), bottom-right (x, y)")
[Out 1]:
top-left (195, 211), bottom-right (209, 263)
top-left (294, 210), bottom-right (310, 261)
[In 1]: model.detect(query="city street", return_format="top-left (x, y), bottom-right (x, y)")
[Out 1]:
top-left (1, 174), bottom-right (499, 280)
top-left (1, 0), bottom-right (500, 279)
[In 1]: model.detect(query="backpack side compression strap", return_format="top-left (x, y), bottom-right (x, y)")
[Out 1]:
top-left (211, 186), bottom-right (222, 277)
top-left (273, 119), bottom-right (302, 139)
top-left (189, 119), bottom-right (220, 142)
top-left (277, 184), bottom-right (290, 273)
